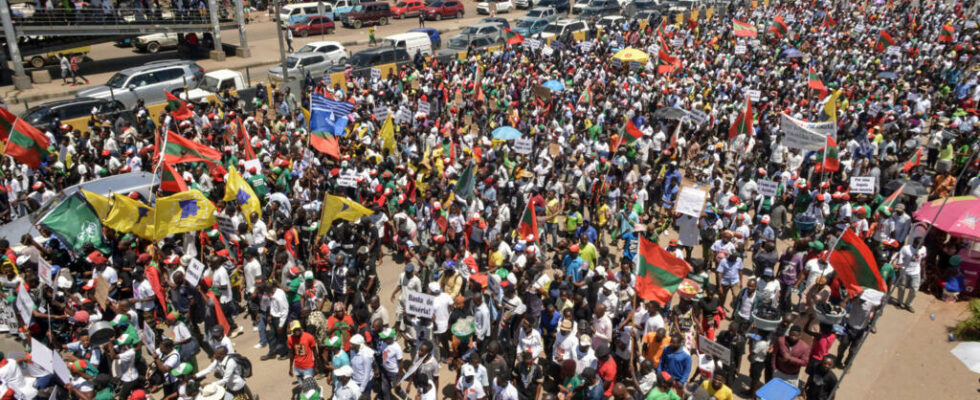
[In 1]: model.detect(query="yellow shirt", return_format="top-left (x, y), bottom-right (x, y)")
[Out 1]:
top-left (579, 243), bottom-right (598, 270)
top-left (700, 380), bottom-right (734, 400)
top-left (546, 199), bottom-right (561, 223)
top-left (597, 204), bottom-right (610, 227)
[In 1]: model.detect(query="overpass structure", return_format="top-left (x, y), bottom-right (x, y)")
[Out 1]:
top-left (0, 0), bottom-right (251, 90)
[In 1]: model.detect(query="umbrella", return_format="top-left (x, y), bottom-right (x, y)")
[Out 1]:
top-left (951, 342), bottom-right (980, 374)
top-left (542, 80), bottom-right (564, 92)
top-left (913, 195), bottom-right (980, 239)
top-left (782, 48), bottom-right (803, 58)
top-left (491, 126), bottom-right (522, 140)
top-left (877, 71), bottom-right (898, 80)
top-left (611, 47), bottom-right (650, 63)
top-left (885, 179), bottom-right (928, 197)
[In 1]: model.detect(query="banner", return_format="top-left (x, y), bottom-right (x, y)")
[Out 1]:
top-left (675, 186), bottom-right (707, 217)
top-left (405, 291), bottom-right (435, 318)
top-left (780, 113), bottom-right (837, 151)
top-left (850, 176), bottom-right (876, 194)
top-left (513, 138), bottom-right (533, 154)
top-left (757, 179), bottom-right (779, 197)
top-left (653, 107), bottom-right (708, 124)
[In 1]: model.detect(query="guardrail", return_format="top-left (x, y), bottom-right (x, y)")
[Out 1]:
top-left (11, 7), bottom-right (234, 26)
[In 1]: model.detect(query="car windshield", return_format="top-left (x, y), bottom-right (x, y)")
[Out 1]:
top-left (430, 1), bottom-right (443, 6)
top-left (448, 37), bottom-right (469, 49)
top-left (543, 24), bottom-right (561, 34)
top-left (23, 107), bottom-right (51, 126)
top-left (106, 72), bottom-right (129, 88)
top-left (396, 1), bottom-right (407, 6)
top-left (285, 56), bottom-right (300, 68)
top-left (516, 19), bottom-right (535, 27)
top-left (528, 10), bottom-right (542, 16)
top-left (461, 27), bottom-right (478, 35)
top-left (349, 52), bottom-right (374, 67)
top-left (298, 44), bottom-right (318, 53)
top-left (198, 75), bottom-right (221, 92)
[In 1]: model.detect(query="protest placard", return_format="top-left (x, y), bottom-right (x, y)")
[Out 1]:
top-left (757, 179), bottom-right (779, 197)
top-left (780, 113), bottom-right (836, 151)
top-left (676, 187), bottom-right (707, 217)
top-left (735, 45), bottom-right (747, 54)
top-left (185, 259), bottom-right (206, 288)
top-left (370, 68), bottom-right (381, 81)
top-left (513, 138), bottom-right (533, 154)
top-left (405, 291), bottom-right (434, 318)
top-left (417, 101), bottom-right (431, 116)
top-left (850, 176), bottom-right (876, 194)
top-left (699, 335), bottom-right (732, 364)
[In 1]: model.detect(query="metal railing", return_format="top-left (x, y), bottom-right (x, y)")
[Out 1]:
top-left (11, 7), bottom-right (234, 26)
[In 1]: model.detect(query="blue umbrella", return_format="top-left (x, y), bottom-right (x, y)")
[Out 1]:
top-left (542, 80), bottom-right (565, 92)
top-left (877, 71), bottom-right (898, 80)
top-left (492, 126), bottom-right (522, 140)
top-left (783, 48), bottom-right (803, 58)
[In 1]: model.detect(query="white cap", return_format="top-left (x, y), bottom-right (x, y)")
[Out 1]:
top-left (461, 364), bottom-right (476, 377)
top-left (335, 365), bottom-right (353, 377)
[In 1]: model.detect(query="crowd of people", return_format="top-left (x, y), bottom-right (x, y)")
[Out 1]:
top-left (0, 0), bottom-right (978, 399)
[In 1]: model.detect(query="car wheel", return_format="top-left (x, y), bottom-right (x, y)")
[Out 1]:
top-left (338, 57), bottom-right (347, 65)
top-left (327, 27), bottom-right (335, 34)
top-left (353, 19), bottom-right (362, 28)
top-left (298, 29), bottom-right (309, 37)
top-left (146, 42), bottom-right (161, 53)
top-left (379, 17), bottom-right (388, 25)
top-left (455, 11), bottom-right (462, 18)
top-left (434, 13), bottom-right (441, 20)
top-left (29, 56), bottom-right (44, 69)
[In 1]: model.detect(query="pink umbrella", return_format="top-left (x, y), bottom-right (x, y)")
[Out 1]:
top-left (913, 195), bottom-right (980, 239)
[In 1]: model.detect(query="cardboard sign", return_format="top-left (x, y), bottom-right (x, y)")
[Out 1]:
top-left (38, 258), bottom-right (53, 288)
top-left (533, 85), bottom-right (552, 101)
top-left (699, 335), bottom-right (732, 364)
top-left (549, 143), bottom-right (561, 157)
top-left (675, 186), bottom-right (707, 217)
top-left (405, 291), bottom-right (435, 318)
top-left (746, 89), bottom-right (761, 102)
top-left (370, 68), bottom-right (382, 81)
top-left (734, 45), bottom-right (747, 55)
top-left (513, 138), bottom-right (533, 154)
top-left (16, 284), bottom-right (34, 326)
top-left (215, 214), bottom-right (237, 239)
top-left (185, 259), bottom-right (206, 288)
top-left (886, 45), bottom-right (901, 56)
top-left (94, 278), bottom-right (109, 309)
top-left (337, 172), bottom-right (358, 188)
top-left (417, 100), bottom-right (431, 116)
top-left (850, 176), bottom-right (876, 194)
top-left (860, 288), bottom-right (884, 305)
top-left (757, 179), bottom-right (779, 197)
top-left (374, 106), bottom-right (390, 121)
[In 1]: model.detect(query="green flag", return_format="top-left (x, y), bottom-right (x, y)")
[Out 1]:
top-left (39, 193), bottom-right (111, 254)
top-left (454, 163), bottom-right (475, 202)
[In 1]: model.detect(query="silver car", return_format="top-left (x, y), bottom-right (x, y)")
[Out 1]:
top-left (76, 60), bottom-right (204, 109)
top-left (268, 52), bottom-right (334, 82)
top-left (457, 23), bottom-right (505, 43)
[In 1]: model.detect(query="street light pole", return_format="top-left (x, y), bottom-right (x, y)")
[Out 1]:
top-left (273, 0), bottom-right (289, 82)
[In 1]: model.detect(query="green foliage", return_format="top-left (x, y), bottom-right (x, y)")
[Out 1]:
top-left (954, 299), bottom-right (980, 341)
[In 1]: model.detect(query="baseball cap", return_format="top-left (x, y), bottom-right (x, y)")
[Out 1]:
top-left (290, 320), bottom-right (302, 331)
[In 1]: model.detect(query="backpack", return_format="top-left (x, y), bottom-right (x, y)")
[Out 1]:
top-left (227, 353), bottom-right (253, 378)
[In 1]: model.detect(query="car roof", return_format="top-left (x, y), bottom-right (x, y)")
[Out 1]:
top-left (305, 41), bottom-right (344, 47)
top-left (554, 18), bottom-right (580, 24)
top-left (529, 6), bottom-right (554, 10)
top-left (356, 46), bottom-right (402, 55)
top-left (290, 52), bottom-right (327, 59)
top-left (385, 32), bottom-right (429, 40)
top-left (206, 69), bottom-right (240, 79)
top-left (409, 27), bottom-right (437, 33)
top-left (467, 22), bottom-right (502, 28)
top-left (118, 60), bottom-right (193, 74)
top-left (518, 16), bottom-right (548, 22)
top-left (34, 97), bottom-right (109, 109)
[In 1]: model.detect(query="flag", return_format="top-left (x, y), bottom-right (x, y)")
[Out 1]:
top-left (808, 66), bottom-right (828, 98)
top-left (657, 48), bottom-right (679, 67)
top-left (235, 117), bottom-right (256, 160)
top-left (822, 14), bottom-right (837, 28)
top-left (144, 263), bottom-right (168, 313)
top-left (819, 89), bottom-right (842, 122)
top-left (732, 19), bottom-right (758, 37)
top-left (224, 166), bottom-right (262, 228)
top-left (903, 148), bottom-right (923, 172)
top-left (938, 23), bottom-right (954, 43)
top-left (729, 95), bottom-right (753, 140)
top-left (39, 193), bottom-right (110, 254)
top-left (878, 184), bottom-right (904, 214)
top-left (578, 87), bottom-right (592, 105)
top-left (153, 190), bottom-right (217, 240)
top-left (769, 15), bottom-right (788, 37)
top-left (624, 117), bottom-right (643, 143)
top-left (163, 131), bottom-right (226, 174)
top-left (379, 114), bottom-right (396, 155)
top-left (310, 93), bottom-right (354, 136)
top-left (875, 30), bottom-right (895, 52)
top-left (453, 163), bottom-right (476, 202)
top-left (636, 235), bottom-right (692, 305)
top-left (517, 200), bottom-right (538, 242)
top-left (102, 193), bottom-right (156, 240)
top-left (0, 107), bottom-right (49, 169)
top-left (318, 194), bottom-right (373, 237)
top-left (504, 27), bottom-right (524, 45)
top-left (80, 189), bottom-right (112, 220)
top-left (310, 131), bottom-right (341, 159)
top-left (165, 92), bottom-right (194, 120)
top-left (828, 228), bottom-right (886, 295)
top-left (160, 162), bottom-right (188, 193)
top-left (815, 135), bottom-right (839, 172)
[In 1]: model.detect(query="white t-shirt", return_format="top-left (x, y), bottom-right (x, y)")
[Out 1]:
top-left (803, 259), bottom-right (833, 289)
top-left (115, 348), bottom-right (139, 382)
top-left (98, 266), bottom-right (119, 286)
top-left (899, 245), bottom-right (926, 276)
top-left (432, 293), bottom-right (453, 333)
top-left (456, 378), bottom-right (487, 400)
top-left (133, 280), bottom-right (156, 311)
top-left (211, 267), bottom-right (233, 303)
top-left (382, 342), bottom-right (402, 374)
top-left (644, 313), bottom-right (665, 337)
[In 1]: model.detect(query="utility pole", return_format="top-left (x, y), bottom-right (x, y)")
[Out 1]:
top-left (273, 0), bottom-right (289, 82)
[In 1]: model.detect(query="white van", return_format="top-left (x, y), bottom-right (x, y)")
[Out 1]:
top-left (280, 2), bottom-right (327, 25)
top-left (382, 32), bottom-right (433, 58)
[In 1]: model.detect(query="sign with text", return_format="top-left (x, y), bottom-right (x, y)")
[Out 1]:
top-left (746, 89), bottom-right (761, 102)
top-left (16, 284), bottom-right (34, 326)
top-left (675, 186), bottom-right (707, 217)
top-left (374, 106), bottom-right (390, 121)
top-left (370, 68), bottom-right (381, 81)
top-left (405, 291), bottom-right (435, 318)
top-left (417, 100), bottom-right (431, 116)
top-left (185, 259), bottom-right (206, 288)
top-left (757, 179), bottom-right (779, 197)
top-left (850, 176), bottom-right (876, 194)
top-left (780, 113), bottom-right (836, 151)
top-left (699, 335), bottom-right (732, 364)
top-left (243, 159), bottom-right (262, 174)
top-left (337, 172), bottom-right (358, 188)
top-left (38, 259), bottom-right (53, 288)
top-left (734, 45), bottom-right (747, 55)
top-left (513, 138), bottom-right (533, 154)
top-left (886, 45), bottom-right (901, 56)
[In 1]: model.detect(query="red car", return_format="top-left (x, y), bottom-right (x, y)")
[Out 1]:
top-left (423, 0), bottom-right (464, 20)
top-left (392, 0), bottom-right (425, 18)
top-left (289, 16), bottom-right (336, 37)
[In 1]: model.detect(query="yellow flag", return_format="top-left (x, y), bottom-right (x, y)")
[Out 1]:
top-left (103, 193), bottom-right (155, 240)
top-left (80, 190), bottom-right (112, 220)
top-left (154, 190), bottom-right (217, 240)
top-left (301, 107), bottom-right (311, 130)
top-left (821, 89), bottom-right (843, 122)
top-left (318, 194), bottom-right (373, 237)
top-left (380, 115), bottom-right (396, 155)
top-left (224, 166), bottom-right (263, 228)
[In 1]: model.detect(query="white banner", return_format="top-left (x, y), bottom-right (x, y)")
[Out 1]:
top-left (886, 45), bottom-right (901, 56)
top-left (370, 68), bottom-right (381, 81)
top-left (757, 179), bottom-right (779, 197)
top-left (337, 172), bottom-right (358, 188)
top-left (405, 291), bottom-right (434, 318)
top-left (675, 187), bottom-right (706, 217)
top-left (513, 138), bottom-right (533, 154)
top-left (850, 176), bottom-right (876, 194)
top-left (417, 100), bottom-right (431, 116)
top-left (243, 159), bottom-right (262, 174)
top-left (780, 113), bottom-right (836, 151)
top-left (185, 259), bottom-right (206, 288)
top-left (734, 45), bottom-right (747, 55)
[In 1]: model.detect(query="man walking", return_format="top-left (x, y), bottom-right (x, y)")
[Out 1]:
top-left (896, 240), bottom-right (926, 312)
top-left (418, 11), bottom-right (425, 27)
top-left (285, 27), bottom-right (294, 52)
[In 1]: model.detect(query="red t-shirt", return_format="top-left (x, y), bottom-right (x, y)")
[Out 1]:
top-left (597, 357), bottom-right (617, 396)
top-left (288, 332), bottom-right (317, 369)
top-left (326, 315), bottom-right (355, 351)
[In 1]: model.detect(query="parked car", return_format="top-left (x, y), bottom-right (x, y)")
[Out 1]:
top-left (457, 23), bottom-right (505, 43)
top-left (577, 0), bottom-right (620, 20)
top-left (477, 0), bottom-right (513, 14)
top-left (22, 98), bottom-right (136, 135)
top-left (595, 15), bottom-right (626, 30)
top-left (480, 17), bottom-right (510, 28)
top-left (514, 0), bottom-right (534, 9)
top-left (280, 2), bottom-right (335, 24)
top-left (571, 1), bottom-right (588, 14)
top-left (268, 52), bottom-right (333, 81)
top-left (437, 35), bottom-right (498, 62)
top-left (392, 0), bottom-right (425, 18)
top-left (540, 18), bottom-right (588, 40)
top-left (289, 15), bottom-right (336, 37)
top-left (342, 1), bottom-right (392, 28)
top-left (535, 0), bottom-right (569, 13)
top-left (296, 41), bottom-right (349, 65)
top-left (332, 47), bottom-right (411, 78)
top-left (409, 27), bottom-right (442, 49)
top-left (25, 46), bottom-right (90, 69)
top-left (134, 32), bottom-right (184, 53)
top-left (76, 60), bottom-right (205, 108)
top-left (423, 0), bottom-right (464, 20)
top-left (383, 32), bottom-right (433, 57)
top-left (513, 17), bottom-right (550, 36)
top-left (526, 6), bottom-right (559, 22)
top-left (175, 69), bottom-right (248, 104)
top-left (632, 9), bottom-right (661, 23)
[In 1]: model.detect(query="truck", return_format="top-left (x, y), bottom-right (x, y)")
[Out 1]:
top-left (175, 69), bottom-right (254, 108)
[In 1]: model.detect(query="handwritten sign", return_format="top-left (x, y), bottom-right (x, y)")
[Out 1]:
top-left (185, 259), bottom-right (206, 288)
top-left (405, 291), bottom-right (434, 318)
top-left (578, 41), bottom-right (594, 51)
top-left (850, 176), bottom-right (876, 194)
top-left (16, 284), bottom-right (34, 326)
top-left (699, 335), bottom-right (732, 364)
top-left (38, 259), bottom-right (53, 288)
top-left (675, 186), bottom-right (707, 217)
top-left (757, 179), bottom-right (779, 197)
top-left (734, 45), bottom-right (747, 55)
top-left (525, 38), bottom-right (542, 49)
top-left (746, 89), bottom-right (761, 102)
top-left (886, 45), bottom-right (901, 56)
top-left (417, 100), bottom-right (431, 116)
top-left (672, 37), bottom-right (684, 48)
top-left (337, 172), bottom-right (358, 188)
top-left (513, 138), bottom-right (533, 154)
top-left (370, 68), bottom-right (381, 81)
top-left (374, 106), bottom-right (389, 121)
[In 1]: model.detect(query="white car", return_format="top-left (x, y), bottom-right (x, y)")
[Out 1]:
top-left (296, 41), bottom-right (350, 66)
top-left (134, 32), bottom-right (180, 53)
top-left (477, 0), bottom-right (514, 14)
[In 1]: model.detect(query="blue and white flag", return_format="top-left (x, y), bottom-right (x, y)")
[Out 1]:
top-left (310, 93), bottom-right (354, 136)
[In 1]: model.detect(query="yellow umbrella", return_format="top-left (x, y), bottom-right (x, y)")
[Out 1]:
top-left (612, 48), bottom-right (650, 64)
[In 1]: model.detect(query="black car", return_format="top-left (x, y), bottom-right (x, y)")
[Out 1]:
top-left (22, 97), bottom-right (137, 134)
top-left (332, 47), bottom-right (412, 79)
top-left (535, 0), bottom-right (569, 13)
